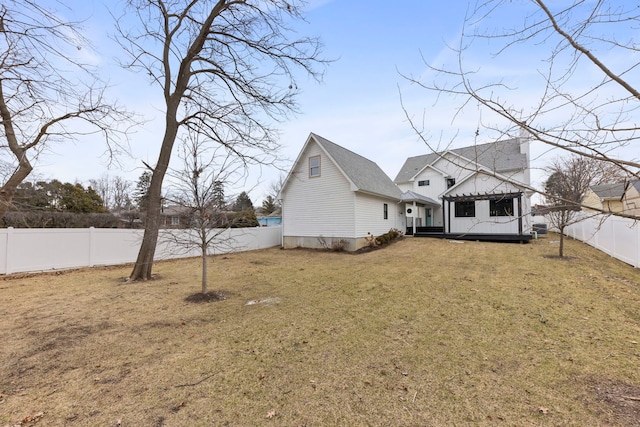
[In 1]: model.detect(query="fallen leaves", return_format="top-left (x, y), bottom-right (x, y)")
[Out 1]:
top-left (15, 411), bottom-right (45, 426)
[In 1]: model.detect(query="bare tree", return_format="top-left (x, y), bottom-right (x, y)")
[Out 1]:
top-left (88, 174), bottom-right (112, 211)
top-left (164, 134), bottom-right (247, 295)
top-left (0, 1), bottom-right (134, 219)
top-left (115, 0), bottom-right (326, 281)
top-left (269, 173), bottom-right (286, 208)
top-left (89, 174), bottom-right (134, 212)
top-left (543, 155), bottom-right (621, 257)
top-left (111, 176), bottom-right (134, 212)
top-left (402, 0), bottom-right (640, 212)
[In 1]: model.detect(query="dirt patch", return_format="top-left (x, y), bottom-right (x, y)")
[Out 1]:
top-left (184, 290), bottom-right (227, 303)
top-left (590, 377), bottom-right (640, 426)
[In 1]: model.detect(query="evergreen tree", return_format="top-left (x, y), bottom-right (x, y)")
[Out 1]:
top-left (133, 171), bottom-right (152, 211)
top-left (261, 195), bottom-right (277, 215)
top-left (232, 191), bottom-right (253, 212)
top-left (212, 180), bottom-right (226, 210)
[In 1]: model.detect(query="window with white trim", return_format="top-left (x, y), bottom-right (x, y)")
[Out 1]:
top-left (383, 203), bottom-right (388, 219)
top-left (309, 155), bottom-right (320, 177)
top-left (418, 180), bottom-right (430, 186)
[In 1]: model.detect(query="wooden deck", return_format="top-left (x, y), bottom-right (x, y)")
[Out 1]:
top-left (407, 227), bottom-right (533, 243)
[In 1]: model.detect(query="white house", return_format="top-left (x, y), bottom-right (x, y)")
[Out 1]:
top-left (394, 137), bottom-right (533, 240)
top-left (279, 133), bottom-right (533, 251)
top-left (279, 133), bottom-right (402, 251)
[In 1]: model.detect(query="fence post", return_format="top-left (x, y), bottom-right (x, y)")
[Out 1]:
top-left (89, 227), bottom-right (95, 267)
top-left (5, 227), bottom-right (14, 275)
top-left (637, 219), bottom-right (640, 268)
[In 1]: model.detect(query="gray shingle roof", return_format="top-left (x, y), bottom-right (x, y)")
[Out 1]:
top-left (590, 182), bottom-right (626, 200)
top-left (394, 139), bottom-right (527, 183)
top-left (400, 190), bottom-right (440, 206)
top-left (311, 133), bottom-right (402, 200)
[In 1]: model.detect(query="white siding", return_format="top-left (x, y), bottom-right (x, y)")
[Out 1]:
top-left (355, 193), bottom-right (399, 237)
top-left (282, 142), bottom-right (356, 239)
top-left (432, 154), bottom-right (476, 185)
top-left (453, 173), bottom-right (521, 196)
top-left (443, 173), bottom-right (531, 235)
top-left (397, 182), bottom-right (413, 193)
top-left (412, 168), bottom-right (446, 198)
top-left (446, 199), bottom-right (526, 234)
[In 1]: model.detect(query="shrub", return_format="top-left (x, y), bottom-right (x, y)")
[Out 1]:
top-left (364, 232), bottom-right (377, 248)
top-left (374, 228), bottom-right (403, 246)
top-left (330, 239), bottom-right (348, 252)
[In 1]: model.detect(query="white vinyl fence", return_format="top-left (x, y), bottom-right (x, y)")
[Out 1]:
top-left (563, 214), bottom-right (640, 268)
top-left (0, 226), bottom-right (282, 275)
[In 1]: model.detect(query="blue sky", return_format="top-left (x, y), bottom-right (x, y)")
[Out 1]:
top-left (30, 0), bottom-right (478, 201)
top-left (29, 0), bottom-right (638, 203)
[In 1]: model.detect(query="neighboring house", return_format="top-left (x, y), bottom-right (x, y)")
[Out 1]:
top-left (582, 183), bottom-right (626, 213)
top-left (279, 133), bottom-right (534, 251)
top-left (622, 179), bottom-right (640, 216)
top-left (160, 205), bottom-right (191, 228)
top-left (279, 133), bottom-right (403, 251)
top-left (394, 137), bottom-right (533, 240)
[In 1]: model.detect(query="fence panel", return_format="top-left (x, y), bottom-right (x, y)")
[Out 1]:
top-left (0, 226), bottom-right (281, 275)
top-left (564, 214), bottom-right (639, 268)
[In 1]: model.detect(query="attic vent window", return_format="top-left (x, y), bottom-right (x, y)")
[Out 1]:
top-left (446, 178), bottom-right (456, 188)
top-left (418, 180), bottom-right (430, 186)
top-left (309, 155), bottom-right (320, 177)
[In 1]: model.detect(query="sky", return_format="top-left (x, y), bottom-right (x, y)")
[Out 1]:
top-left (19, 0), bottom-right (640, 204)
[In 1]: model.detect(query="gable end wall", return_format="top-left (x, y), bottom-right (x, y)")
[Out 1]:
top-left (282, 142), bottom-right (356, 247)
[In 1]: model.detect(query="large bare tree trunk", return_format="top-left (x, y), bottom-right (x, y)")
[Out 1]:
top-left (121, 0), bottom-right (324, 280)
top-left (129, 111), bottom-right (179, 280)
top-left (0, 81), bottom-right (34, 218)
top-left (0, 162), bottom-right (32, 219)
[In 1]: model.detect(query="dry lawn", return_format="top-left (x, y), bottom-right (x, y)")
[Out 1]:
top-left (1, 234), bottom-right (640, 426)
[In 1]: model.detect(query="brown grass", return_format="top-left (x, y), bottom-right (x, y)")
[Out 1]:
top-left (1, 234), bottom-right (640, 426)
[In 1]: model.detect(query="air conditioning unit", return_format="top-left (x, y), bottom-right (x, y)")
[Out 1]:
top-left (405, 206), bottom-right (414, 217)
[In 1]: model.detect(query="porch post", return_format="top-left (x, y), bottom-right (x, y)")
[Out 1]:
top-left (412, 201), bottom-right (416, 232)
top-left (517, 193), bottom-right (523, 236)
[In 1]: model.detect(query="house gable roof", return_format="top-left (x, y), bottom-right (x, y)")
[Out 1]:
top-left (401, 190), bottom-right (440, 206)
top-left (394, 138), bottom-right (527, 183)
top-left (626, 179), bottom-right (640, 195)
top-left (280, 133), bottom-right (402, 201)
top-left (442, 167), bottom-right (529, 198)
top-left (590, 182), bottom-right (626, 200)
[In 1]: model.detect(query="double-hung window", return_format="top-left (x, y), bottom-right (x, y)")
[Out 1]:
top-left (309, 155), bottom-right (321, 177)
